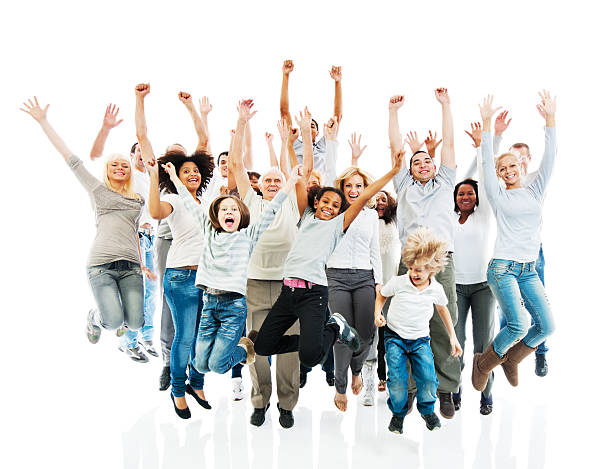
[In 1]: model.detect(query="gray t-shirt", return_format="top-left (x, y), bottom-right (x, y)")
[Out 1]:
top-left (67, 156), bottom-right (143, 267)
top-left (282, 206), bottom-right (345, 286)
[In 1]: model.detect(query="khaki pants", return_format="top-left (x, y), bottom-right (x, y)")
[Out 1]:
top-left (246, 279), bottom-right (300, 410)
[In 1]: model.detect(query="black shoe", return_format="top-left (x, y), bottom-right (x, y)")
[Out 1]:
top-left (421, 412), bottom-right (441, 431)
top-left (300, 372), bottom-right (307, 388)
top-left (452, 386), bottom-right (462, 411)
top-left (480, 393), bottom-right (493, 416)
top-left (277, 403), bottom-right (294, 429)
top-left (186, 384), bottom-right (212, 409)
top-left (406, 392), bottom-right (416, 415)
top-left (250, 403), bottom-right (270, 427)
top-left (438, 391), bottom-right (455, 419)
top-left (326, 371), bottom-right (335, 387)
top-left (388, 415), bottom-right (404, 434)
top-left (170, 393), bottom-right (191, 419)
top-left (159, 365), bottom-right (171, 391)
top-left (535, 354), bottom-right (548, 377)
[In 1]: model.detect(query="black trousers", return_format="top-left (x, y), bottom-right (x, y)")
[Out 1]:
top-left (254, 284), bottom-right (338, 369)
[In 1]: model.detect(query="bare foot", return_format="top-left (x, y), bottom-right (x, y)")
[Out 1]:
top-left (378, 379), bottom-right (387, 392)
top-left (334, 392), bottom-right (348, 412)
top-left (351, 374), bottom-right (363, 395)
top-left (173, 395), bottom-right (188, 410)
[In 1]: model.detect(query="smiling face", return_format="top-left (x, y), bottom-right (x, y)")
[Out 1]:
top-left (375, 191), bottom-right (388, 218)
top-left (310, 120), bottom-right (319, 142)
top-left (106, 158), bottom-right (131, 184)
top-left (218, 154), bottom-right (229, 178)
top-left (410, 152), bottom-right (436, 183)
top-left (217, 197), bottom-right (242, 232)
top-left (343, 174), bottom-right (365, 204)
top-left (130, 144), bottom-right (144, 171)
top-left (178, 161), bottom-right (201, 193)
top-left (409, 263), bottom-right (433, 288)
top-left (496, 153), bottom-right (521, 188)
top-left (314, 190), bottom-right (342, 220)
top-left (456, 183), bottom-right (477, 214)
top-left (260, 169), bottom-right (284, 201)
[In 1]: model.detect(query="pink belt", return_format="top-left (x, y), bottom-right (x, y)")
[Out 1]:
top-left (283, 278), bottom-right (315, 289)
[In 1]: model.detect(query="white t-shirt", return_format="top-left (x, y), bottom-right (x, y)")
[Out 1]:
top-left (130, 168), bottom-right (156, 229)
top-left (245, 188), bottom-right (299, 280)
top-left (382, 275), bottom-right (448, 340)
top-left (161, 193), bottom-right (204, 268)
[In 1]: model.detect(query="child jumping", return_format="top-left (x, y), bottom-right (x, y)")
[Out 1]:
top-left (374, 227), bottom-right (462, 433)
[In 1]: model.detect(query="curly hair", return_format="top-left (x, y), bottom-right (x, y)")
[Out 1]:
top-left (377, 190), bottom-right (397, 224)
top-left (453, 179), bottom-right (480, 213)
top-left (401, 227), bottom-right (448, 275)
top-left (157, 150), bottom-right (214, 197)
top-left (307, 186), bottom-right (350, 213)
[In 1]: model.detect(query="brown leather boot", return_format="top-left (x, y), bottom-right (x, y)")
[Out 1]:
top-left (501, 340), bottom-right (536, 386)
top-left (472, 344), bottom-right (506, 392)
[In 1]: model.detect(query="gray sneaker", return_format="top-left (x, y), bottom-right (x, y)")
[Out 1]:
top-left (118, 345), bottom-right (149, 363)
top-left (86, 309), bottom-right (101, 344)
top-left (328, 313), bottom-right (360, 351)
top-left (139, 339), bottom-right (159, 357)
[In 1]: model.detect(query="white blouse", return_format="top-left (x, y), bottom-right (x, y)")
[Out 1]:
top-left (379, 219), bottom-right (401, 284)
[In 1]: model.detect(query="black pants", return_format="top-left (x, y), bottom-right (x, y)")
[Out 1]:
top-left (300, 306), bottom-right (335, 375)
top-left (254, 284), bottom-right (338, 369)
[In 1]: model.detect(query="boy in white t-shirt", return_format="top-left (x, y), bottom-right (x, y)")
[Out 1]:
top-left (374, 228), bottom-right (462, 433)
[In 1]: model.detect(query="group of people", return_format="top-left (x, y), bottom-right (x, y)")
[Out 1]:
top-left (21, 60), bottom-right (556, 434)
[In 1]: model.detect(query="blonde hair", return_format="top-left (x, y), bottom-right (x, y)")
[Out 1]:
top-left (401, 227), bottom-right (448, 276)
top-left (494, 152), bottom-right (519, 171)
top-left (334, 166), bottom-right (376, 208)
top-left (103, 154), bottom-right (140, 200)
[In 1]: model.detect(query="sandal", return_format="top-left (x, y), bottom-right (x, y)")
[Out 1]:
top-left (378, 380), bottom-right (386, 392)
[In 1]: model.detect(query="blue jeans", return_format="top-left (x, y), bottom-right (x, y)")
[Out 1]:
top-left (121, 233), bottom-right (156, 348)
top-left (488, 258), bottom-right (555, 357)
top-left (499, 245), bottom-right (549, 355)
top-left (87, 261), bottom-right (144, 330)
top-left (164, 268), bottom-right (204, 397)
top-left (385, 330), bottom-right (438, 417)
top-left (195, 293), bottom-right (247, 374)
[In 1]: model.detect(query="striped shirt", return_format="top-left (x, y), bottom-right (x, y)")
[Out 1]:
top-left (177, 186), bottom-right (287, 295)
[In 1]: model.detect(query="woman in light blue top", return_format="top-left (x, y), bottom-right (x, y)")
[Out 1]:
top-left (472, 92), bottom-right (557, 392)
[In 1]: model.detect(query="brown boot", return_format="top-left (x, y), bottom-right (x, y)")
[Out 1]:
top-left (472, 344), bottom-right (506, 392)
top-left (501, 340), bottom-right (536, 387)
top-left (238, 337), bottom-right (256, 365)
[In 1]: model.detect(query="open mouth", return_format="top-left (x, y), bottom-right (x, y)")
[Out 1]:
top-left (267, 187), bottom-right (278, 193)
top-left (187, 176), bottom-right (200, 184)
top-left (348, 193), bottom-right (359, 202)
top-left (113, 171), bottom-right (126, 176)
top-left (224, 214), bottom-right (235, 228)
top-left (321, 208), bottom-right (333, 218)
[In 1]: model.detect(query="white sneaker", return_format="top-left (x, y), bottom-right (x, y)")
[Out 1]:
top-left (360, 361), bottom-right (376, 406)
top-left (232, 377), bottom-right (244, 401)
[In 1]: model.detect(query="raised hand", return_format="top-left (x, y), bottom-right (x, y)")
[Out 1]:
top-left (162, 162), bottom-right (179, 186)
top-left (289, 163), bottom-right (303, 183)
top-left (479, 95), bottom-right (501, 122)
top-left (199, 96), bottom-right (213, 116)
top-left (20, 96), bottom-right (49, 122)
top-left (288, 127), bottom-right (299, 144)
top-left (537, 89), bottom-right (556, 117)
top-left (435, 88), bottom-right (450, 105)
top-left (424, 130), bottom-right (442, 157)
top-left (277, 119), bottom-right (290, 141)
top-left (494, 110), bottom-right (512, 135)
top-left (391, 147), bottom-right (406, 172)
top-left (389, 95), bottom-right (405, 110)
top-left (464, 122), bottom-right (483, 148)
top-left (324, 116), bottom-right (339, 141)
top-left (265, 132), bottom-right (274, 144)
top-left (294, 107), bottom-right (312, 132)
top-left (102, 104), bottom-right (123, 129)
top-left (135, 83), bottom-right (150, 98)
top-left (178, 91), bottom-right (192, 105)
top-left (238, 99), bottom-right (257, 121)
top-left (145, 156), bottom-right (159, 175)
top-left (348, 132), bottom-right (367, 161)
top-left (329, 65), bottom-right (342, 82)
top-left (404, 131), bottom-right (424, 154)
top-left (282, 60), bottom-right (294, 75)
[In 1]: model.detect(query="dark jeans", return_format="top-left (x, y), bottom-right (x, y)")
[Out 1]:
top-left (255, 284), bottom-right (338, 368)
top-left (155, 237), bottom-right (174, 366)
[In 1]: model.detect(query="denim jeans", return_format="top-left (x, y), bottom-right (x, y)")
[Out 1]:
top-left (194, 293), bottom-right (248, 374)
top-left (155, 236), bottom-right (174, 366)
top-left (121, 233), bottom-right (157, 348)
top-left (164, 268), bottom-right (204, 397)
top-left (87, 261), bottom-right (144, 330)
top-left (384, 330), bottom-right (438, 416)
top-left (488, 258), bottom-right (555, 357)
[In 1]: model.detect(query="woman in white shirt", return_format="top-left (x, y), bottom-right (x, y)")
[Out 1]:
top-left (327, 166), bottom-right (383, 412)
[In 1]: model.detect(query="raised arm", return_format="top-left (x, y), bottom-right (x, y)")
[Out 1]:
top-left (435, 88), bottom-right (455, 169)
top-left (294, 108), bottom-right (314, 217)
top-left (348, 132), bottom-right (366, 167)
top-left (463, 121), bottom-right (482, 179)
top-left (424, 130), bottom-right (442, 159)
top-left (134, 83), bottom-right (156, 170)
top-left (277, 119), bottom-right (291, 180)
top-left (230, 100), bottom-right (257, 199)
top-left (530, 90), bottom-right (557, 195)
top-left (199, 96), bottom-right (213, 153)
top-left (329, 65), bottom-right (343, 122)
top-left (324, 117), bottom-right (340, 184)
top-left (21, 97), bottom-right (73, 161)
top-left (243, 119), bottom-right (254, 170)
top-left (265, 132), bottom-right (278, 167)
top-left (90, 104), bottom-right (123, 160)
top-left (479, 95), bottom-right (503, 202)
top-left (178, 91), bottom-right (208, 152)
top-left (280, 60), bottom-right (294, 127)
top-left (343, 149), bottom-right (404, 231)
top-left (388, 95), bottom-right (404, 158)
top-left (145, 158), bottom-right (173, 220)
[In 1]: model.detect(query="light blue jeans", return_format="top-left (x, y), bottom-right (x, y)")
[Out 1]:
top-left (194, 293), bottom-right (247, 375)
top-left (121, 232), bottom-right (156, 348)
top-left (487, 259), bottom-right (555, 357)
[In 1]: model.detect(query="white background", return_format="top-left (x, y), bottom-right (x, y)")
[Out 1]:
top-left (1, 1), bottom-right (610, 468)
